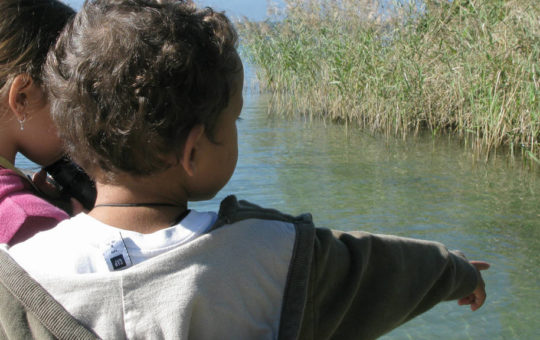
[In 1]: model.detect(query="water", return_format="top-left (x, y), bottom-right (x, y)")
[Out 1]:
top-left (16, 84), bottom-right (539, 340)
top-left (200, 93), bottom-right (540, 339)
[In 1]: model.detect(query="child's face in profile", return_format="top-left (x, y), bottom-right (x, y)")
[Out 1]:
top-left (10, 82), bottom-right (64, 166)
top-left (190, 67), bottom-right (244, 201)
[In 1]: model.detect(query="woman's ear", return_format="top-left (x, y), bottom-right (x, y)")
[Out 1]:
top-left (7, 74), bottom-right (33, 121)
top-left (181, 124), bottom-right (205, 177)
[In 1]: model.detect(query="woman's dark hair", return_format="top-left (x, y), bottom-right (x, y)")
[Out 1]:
top-left (0, 0), bottom-right (75, 96)
top-left (45, 0), bottom-right (241, 179)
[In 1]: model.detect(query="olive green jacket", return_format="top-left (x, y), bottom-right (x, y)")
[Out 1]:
top-left (0, 196), bottom-right (479, 339)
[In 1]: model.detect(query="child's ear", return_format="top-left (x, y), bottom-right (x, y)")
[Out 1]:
top-left (7, 74), bottom-right (33, 121)
top-left (181, 124), bottom-right (205, 177)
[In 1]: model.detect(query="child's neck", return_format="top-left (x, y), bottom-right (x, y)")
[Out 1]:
top-left (89, 177), bottom-right (189, 234)
top-left (89, 204), bottom-right (188, 234)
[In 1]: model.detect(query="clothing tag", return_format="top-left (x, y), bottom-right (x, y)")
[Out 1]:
top-left (101, 233), bottom-right (133, 271)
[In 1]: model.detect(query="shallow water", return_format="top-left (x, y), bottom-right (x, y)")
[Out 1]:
top-left (16, 89), bottom-right (539, 339)
top-left (198, 92), bottom-right (540, 339)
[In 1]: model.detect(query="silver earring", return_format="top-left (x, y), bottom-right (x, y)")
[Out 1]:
top-left (19, 116), bottom-right (26, 131)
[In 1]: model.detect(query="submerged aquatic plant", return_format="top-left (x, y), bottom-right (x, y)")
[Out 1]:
top-left (238, 0), bottom-right (540, 163)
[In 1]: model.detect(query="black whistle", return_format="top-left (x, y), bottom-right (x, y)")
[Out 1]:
top-left (43, 157), bottom-right (96, 210)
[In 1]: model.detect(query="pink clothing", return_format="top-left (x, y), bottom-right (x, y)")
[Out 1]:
top-left (0, 168), bottom-right (68, 245)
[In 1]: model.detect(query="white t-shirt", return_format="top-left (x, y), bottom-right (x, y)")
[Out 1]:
top-left (9, 210), bottom-right (217, 275)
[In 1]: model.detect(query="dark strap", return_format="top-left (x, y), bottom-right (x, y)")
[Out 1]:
top-left (0, 250), bottom-right (99, 340)
top-left (0, 156), bottom-right (40, 192)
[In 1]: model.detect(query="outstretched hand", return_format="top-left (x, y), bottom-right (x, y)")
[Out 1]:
top-left (458, 260), bottom-right (490, 311)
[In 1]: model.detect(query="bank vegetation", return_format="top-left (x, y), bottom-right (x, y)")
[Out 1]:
top-left (237, 0), bottom-right (540, 163)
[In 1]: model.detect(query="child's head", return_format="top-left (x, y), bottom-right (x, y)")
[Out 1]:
top-left (0, 0), bottom-right (74, 166)
top-left (45, 0), bottom-right (243, 186)
top-left (0, 0), bottom-right (74, 94)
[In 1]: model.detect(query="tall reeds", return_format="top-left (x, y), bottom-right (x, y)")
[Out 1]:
top-left (238, 0), bottom-right (540, 163)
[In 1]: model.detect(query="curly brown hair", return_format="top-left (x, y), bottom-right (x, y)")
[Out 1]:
top-left (45, 0), bottom-right (241, 180)
top-left (0, 0), bottom-right (74, 97)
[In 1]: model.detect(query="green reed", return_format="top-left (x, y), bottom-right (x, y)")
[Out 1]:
top-left (237, 0), bottom-right (540, 163)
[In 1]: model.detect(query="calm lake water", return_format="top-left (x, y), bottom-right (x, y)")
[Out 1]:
top-left (196, 92), bottom-right (540, 339)
top-left (16, 79), bottom-right (539, 340)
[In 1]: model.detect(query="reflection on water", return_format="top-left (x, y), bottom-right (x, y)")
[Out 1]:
top-left (16, 90), bottom-right (539, 339)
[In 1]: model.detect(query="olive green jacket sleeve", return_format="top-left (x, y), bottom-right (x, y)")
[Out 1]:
top-left (0, 196), bottom-right (480, 340)
top-left (280, 222), bottom-right (479, 340)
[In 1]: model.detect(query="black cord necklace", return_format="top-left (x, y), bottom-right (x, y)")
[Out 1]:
top-left (93, 202), bottom-right (179, 208)
top-left (92, 203), bottom-right (191, 225)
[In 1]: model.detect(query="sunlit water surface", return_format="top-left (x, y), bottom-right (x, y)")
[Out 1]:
top-left (16, 88), bottom-right (539, 340)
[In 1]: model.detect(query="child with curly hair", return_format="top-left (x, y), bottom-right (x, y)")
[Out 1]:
top-left (2, 1), bottom-right (488, 339)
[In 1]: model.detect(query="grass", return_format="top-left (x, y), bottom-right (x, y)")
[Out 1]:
top-left (237, 0), bottom-right (540, 164)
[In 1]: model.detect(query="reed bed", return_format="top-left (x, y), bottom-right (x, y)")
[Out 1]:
top-left (237, 0), bottom-right (540, 163)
